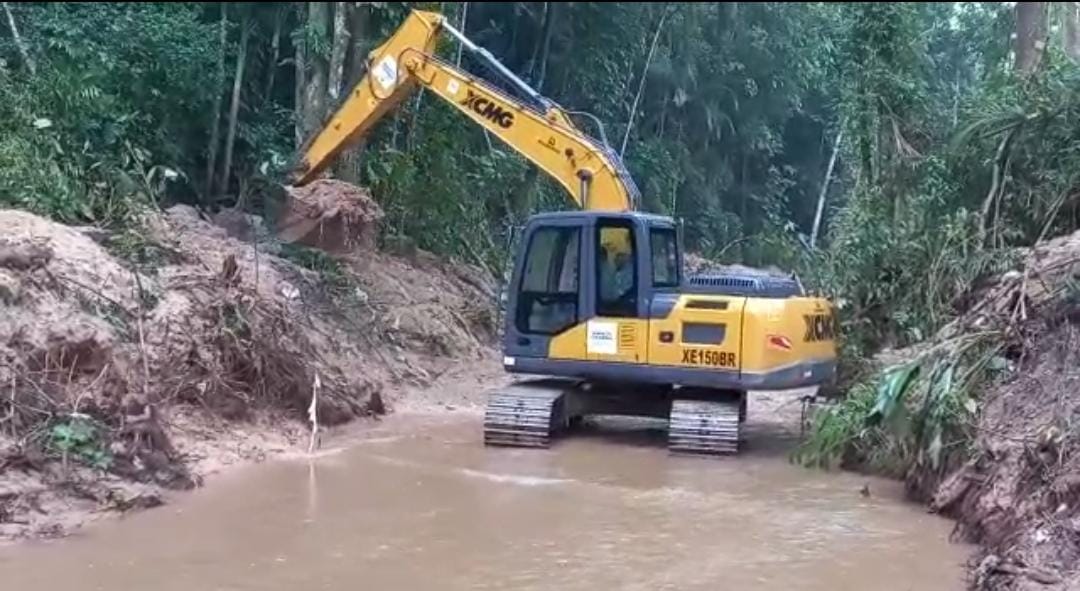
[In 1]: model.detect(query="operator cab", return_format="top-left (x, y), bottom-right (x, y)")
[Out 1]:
top-left (502, 211), bottom-right (681, 368)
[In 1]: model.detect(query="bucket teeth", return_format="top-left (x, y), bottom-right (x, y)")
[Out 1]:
top-left (483, 385), bottom-right (566, 448)
top-left (667, 398), bottom-right (742, 456)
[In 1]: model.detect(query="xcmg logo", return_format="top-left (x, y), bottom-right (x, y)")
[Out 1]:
top-left (803, 312), bottom-right (838, 342)
top-left (460, 90), bottom-right (515, 129)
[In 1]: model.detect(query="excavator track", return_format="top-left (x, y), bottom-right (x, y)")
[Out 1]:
top-left (667, 398), bottom-right (742, 456)
top-left (483, 380), bottom-right (574, 448)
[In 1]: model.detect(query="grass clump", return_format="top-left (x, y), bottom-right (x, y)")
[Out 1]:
top-left (44, 415), bottom-right (114, 471)
top-left (104, 225), bottom-right (180, 273)
top-left (277, 243), bottom-right (363, 304)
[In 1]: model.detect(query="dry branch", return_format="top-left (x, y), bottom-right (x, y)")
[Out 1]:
top-left (1, 2), bottom-right (36, 75)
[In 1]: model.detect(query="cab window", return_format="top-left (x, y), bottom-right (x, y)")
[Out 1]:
top-left (650, 227), bottom-right (679, 288)
top-left (596, 219), bottom-right (637, 317)
top-left (516, 226), bottom-right (580, 335)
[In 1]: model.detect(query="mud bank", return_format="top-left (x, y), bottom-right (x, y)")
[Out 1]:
top-left (937, 321), bottom-right (1080, 591)
top-left (0, 196), bottom-right (501, 545)
top-left (824, 229), bottom-right (1080, 590)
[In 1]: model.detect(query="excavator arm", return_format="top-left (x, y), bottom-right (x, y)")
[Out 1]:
top-left (291, 9), bottom-right (640, 213)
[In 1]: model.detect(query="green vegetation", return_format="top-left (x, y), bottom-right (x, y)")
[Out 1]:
top-left (45, 415), bottom-right (113, 470)
top-left (1, 2), bottom-right (1078, 475)
top-left (790, 2), bottom-right (1080, 476)
top-left (793, 332), bottom-right (1006, 479)
top-left (278, 242), bottom-right (358, 299)
top-left (0, 3), bottom-right (216, 226)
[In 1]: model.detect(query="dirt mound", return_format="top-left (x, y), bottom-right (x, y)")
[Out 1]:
top-left (940, 229), bottom-right (1080, 340)
top-left (0, 203), bottom-right (498, 543)
top-left (344, 250), bottom-right (497, 358)
top-left (274, 179), bottom-right (385, 254)
top-left (0, 209), bottom-right (138, 306)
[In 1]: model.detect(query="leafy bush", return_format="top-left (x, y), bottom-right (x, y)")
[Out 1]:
top-left (794, 331), bottom-right (1005, 480)
top-left (46, 415), bottom-right (113, 470)
top-left (0, 3), bottom-right (216, 226)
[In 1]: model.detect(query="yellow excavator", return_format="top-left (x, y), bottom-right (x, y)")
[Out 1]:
top-left (287, 9), bottom-right (838, 455)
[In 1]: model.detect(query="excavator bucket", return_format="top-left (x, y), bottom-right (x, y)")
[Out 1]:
top-left (272, 179), bottom-right (385, 255)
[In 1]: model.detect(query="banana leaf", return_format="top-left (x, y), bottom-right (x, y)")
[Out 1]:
top-left (866, 362), bottom-right (921, 428)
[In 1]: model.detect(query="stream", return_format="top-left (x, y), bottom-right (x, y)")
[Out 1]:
top-left (0, 401), bottom-right (971, 590)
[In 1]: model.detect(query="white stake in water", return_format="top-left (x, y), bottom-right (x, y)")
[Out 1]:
top-left (308, 373), bottom-right (321, 454)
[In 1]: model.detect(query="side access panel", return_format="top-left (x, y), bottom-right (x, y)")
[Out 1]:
top-left (647, 295), bottom-right (746, 375)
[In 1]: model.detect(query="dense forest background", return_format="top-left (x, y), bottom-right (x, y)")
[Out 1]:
top-left (1, 1), bottom-right (1078, 359)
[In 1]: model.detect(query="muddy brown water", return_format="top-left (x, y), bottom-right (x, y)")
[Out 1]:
top-left (0, 406), bottom-right (971, 590)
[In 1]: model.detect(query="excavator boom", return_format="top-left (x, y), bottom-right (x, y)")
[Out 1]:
top-left (292, 10), bottom-right (640, 213)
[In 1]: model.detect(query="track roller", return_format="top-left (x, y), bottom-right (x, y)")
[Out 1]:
top-left (667, 397), bottom-right (742, 456)
top-left (483, 380), bottom-right (576, 448)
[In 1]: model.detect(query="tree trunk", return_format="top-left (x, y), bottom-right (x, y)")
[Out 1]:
top-left (811, 122), bottom-right (844, 249)
top-left (510, 167), bottom-right (540, 223)
top-left (301, 2), bottom-right (330, 143)
top-left (979, 129), bottom-right (1016, 246)
top-left (327, 2), bottom-right (349, 103)
top-left (345, 2), bottom-right (371, 87)
top-left (740, 155), bottom-right (749, 224)
top-left (406, 93), bottom-right (423, 152)
top-left (507, 3), bottom-right (521, 64)
top-left (219, 17), bottom-right (251, 202)
top-left (205, 4), bottom-right (228, 199)
top-left (620, 5), bottom-right (670, 158)
top-left (293, 3), bottom-right (307, 148)
top-left (1065, 2), bottom-right (1080, 62)
top-left (1014, 2), bottom-right (1048, 77)
top-left (455, 2), bottom-right (469, 67)
top-left (527, 3), bottom-right (548, 79)
top-left (536, 2), bottom-right (557, 91)
top-left (952, 67), bottom-right (960, 128)
top-left (264, 6), bottom-right (284, 104)
top-left (335, 2), bottom-right (373, 182)
top-left (2, 2), bottom-right (35, 75)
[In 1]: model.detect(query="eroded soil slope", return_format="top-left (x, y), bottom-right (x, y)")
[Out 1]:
top-left (0, 195), bottom-right (500, 543)
top-left (868, 229), bottom-right (1080, 590)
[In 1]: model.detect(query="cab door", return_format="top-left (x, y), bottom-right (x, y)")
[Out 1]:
top-left (581, 216), bottom-right (649, 364)
top-left (501, 220), bottom-right (584, 361)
